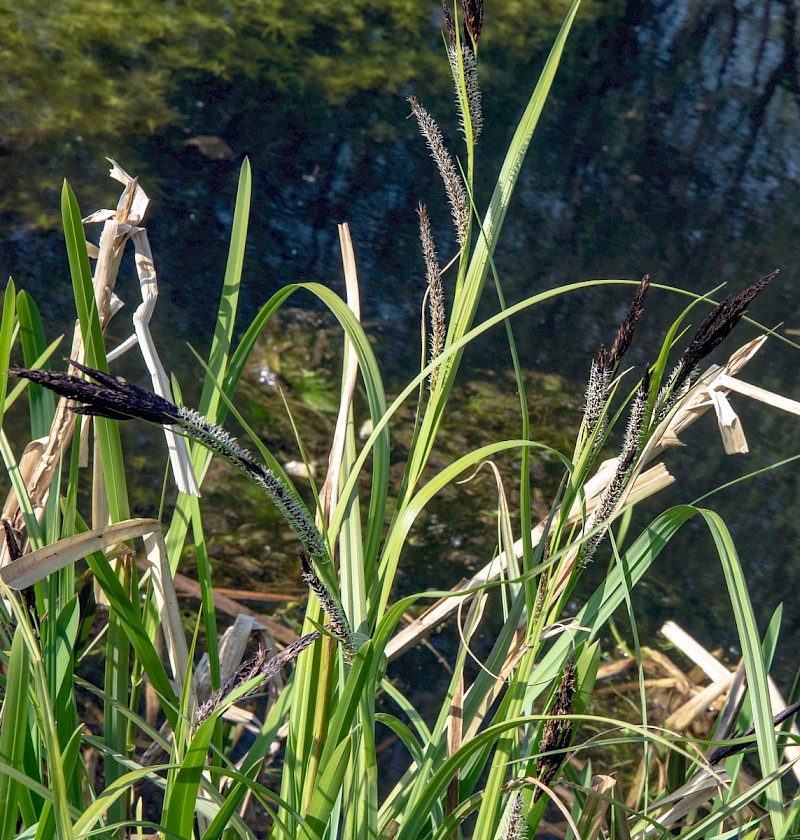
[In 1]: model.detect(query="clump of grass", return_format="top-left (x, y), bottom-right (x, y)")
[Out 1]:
top-left (1, 0), bottom-right (799, 838)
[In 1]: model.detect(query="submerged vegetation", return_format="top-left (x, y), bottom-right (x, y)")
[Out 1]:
top-left (0, 0), bottom-right (589, 225)
top-left (2, 1), bottom-right (800, 838)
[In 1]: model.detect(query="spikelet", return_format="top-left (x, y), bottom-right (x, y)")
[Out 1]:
top-left (448, 44), bottom-right (483, 142)
top-left (442, 0), bottom-right (484, 50)
top-left (500, 792), bottom-right (527, 840)
top-left (607, 274), bottom-right (650, 369)
top-left (460, 0), bottom-right (484, 46)
top-left (441, 0), bottom-right (456, 45)
top-left (662, 270), bottom-right (778, 409)
top-left (408, 96), bottom-right (469, 249)
top-left (531, 540), bottom-right (551, 626)
top-left (177, 407), bottom-right (329, 564)
top-left (418, 203), bottom-right (446, 389)
top-left (300, 553), bottom-right (357, 663)
top-left (581, 275), bottom-right (650, 449)
top-left (581, 346), bottom-right (610, 443)
top-left (11, 361), bottom-right (182, 425)
top-left (619, 368), bottom-right (649, 463)
top-left (579, 369), bottom-right (648, 565)
top-left (195, 630), bottom-right (321, 724)
top-left (534, 653), bottom-right (575, 801)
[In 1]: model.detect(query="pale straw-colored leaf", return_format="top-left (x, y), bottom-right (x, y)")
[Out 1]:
top-left (662, 620), bottom-right (800, 782)
top-left (0, 517), bottom-right (159, 589)
top-left (142, 526), bottom-right (190, 694)
top-left (386, 462), bottom-right (674, 661)
top-left (707, 387), bottom-right (748, 453)
top-left (580, 774), bottom-right (616, 840)
top-left (666, 674), bottom-right (735, 732)
top-left (319, 222), bottom-right (361, 525)
top-left (636, 766), bottom-right (731, 838)
top-left (94, 163), bottom-right (198, 496)
top-left (660, 621), bottom-right (730, 682)
top-left (715, 373), bottom-right (800, 415)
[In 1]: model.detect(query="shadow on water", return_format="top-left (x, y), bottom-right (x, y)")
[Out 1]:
top-left (3, 0), bottom-right (800, 690)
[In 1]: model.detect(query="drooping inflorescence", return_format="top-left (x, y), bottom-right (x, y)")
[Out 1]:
top-left (195, 630), bottom-right (322, 725)
top-left (300, 552), bottom-right (356, 663)
top-left (11, 362), bottom-right (330, 564)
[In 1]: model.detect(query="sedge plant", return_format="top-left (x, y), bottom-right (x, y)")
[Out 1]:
top-left (2, 1), bottom-right (800, 838)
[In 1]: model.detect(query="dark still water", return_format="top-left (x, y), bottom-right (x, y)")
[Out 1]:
top-left (3, 0), bottom-right (800, 678)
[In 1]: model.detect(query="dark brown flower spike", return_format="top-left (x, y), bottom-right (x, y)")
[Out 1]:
top-left (672, 270), bottom-right (778, 394)
top-left (12, 361), bottom-right (181, 425)
top-left (607, 274), bottom-right (651, 369)
top-left (10, 363), bottom-right (329, 564)
top-left (461, 0), bottom-right (484, 46)
top-left (535, 652), bottom-right (576, 801)
top-left (195, 630), bottom-right (322, 724)
top-left (441, 0), bottom-right (457, 46)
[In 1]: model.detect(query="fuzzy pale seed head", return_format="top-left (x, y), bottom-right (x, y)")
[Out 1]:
top-left (582, 347), bottom-right (611, 443)
top-left (418, 202), bottom-right (446, 388)
top-left (407, 96), bottom-right (469, 248)
top-left (501, 792), bottom-right (527, 840)
top-left (619, 367), bottom-right (650, 462)
top-left (448, 45), bottom-right (483, 142)
top-left (178, 408), bottom-right (329, 563)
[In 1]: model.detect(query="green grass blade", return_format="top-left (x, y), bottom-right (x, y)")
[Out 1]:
top-left (198, 156), bottom-right (251, 421)
top-left (0, 277), bottom-right (17, 434)
top-left (17, 289), bottom-right (56, 437)
top-left (298, 735), bottom-right (352, 840)
top-left (84, 547), bottom-right (178, 721)
top-left (698, 509), bottom-right (784, 837)
top-left (0, 626), bottom-right (31, 837)
top-left (163, 716), bottom-right (217, 839)
top-left (61, 180), bottom-right (129, 522)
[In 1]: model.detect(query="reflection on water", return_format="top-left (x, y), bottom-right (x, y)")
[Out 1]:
top-left (3, 0), bottom-right (800, 676)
